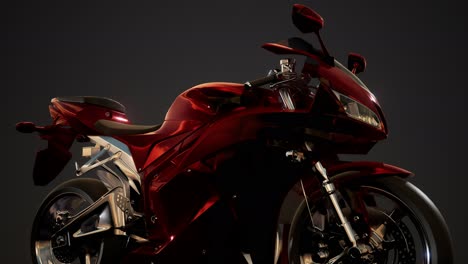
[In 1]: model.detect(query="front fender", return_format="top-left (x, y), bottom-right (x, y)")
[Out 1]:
top-left (327, 160), bottom-right (413, 183)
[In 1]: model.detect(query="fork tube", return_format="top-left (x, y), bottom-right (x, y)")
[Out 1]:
top-left (314, 162), bottom-right (358, 246)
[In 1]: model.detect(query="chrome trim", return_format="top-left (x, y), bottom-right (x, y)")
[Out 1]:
top-left (54, 188), bottom-right (127, 237)
top-left (315, 161), bottom-right (359, 246)
top-left (280, 58), bottom-right (295, 73)
top-left (82, 144), bottom-right (100, 157)
top-left (81, 136), bottom-right (141, 195)
top-left (325, 250), bottom-right (346, 264)
top-left (285, 150), bottom-right (305, 162)
top-left (274, 225), bottom-right (283, 264)
top-left (73, 206), bottom-right (112, 238)
top-left (85, 253), bottom-right (91, 264)
top-left (242, 252), bottom-right (253, 264)
top-left (114, 159), bottom-right (141, 194)
top-left (97, 169), bottom-right (123, 192)
top-left (314, 161), bottom-right (328, 180)
top-left (102, 163), bottom-right (131, 199)
top-left (279, 88), bottom-right (295, 110)
top-left (129, 234), bottom-right (150, 243)
top-left (89, 136), bottom-right (141, 185)
top-left (76, 151), bottom-right (121, 176)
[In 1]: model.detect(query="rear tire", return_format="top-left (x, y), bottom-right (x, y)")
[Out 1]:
top-left (288, 176), bottom-right (453, 264)
top-left (31, 178), bottom-right (125, 264)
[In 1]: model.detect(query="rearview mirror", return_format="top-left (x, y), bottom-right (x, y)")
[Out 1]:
top-left (347, 53), bottom-right (367, 74)
top-left (292, 4), bottom-right (324, 33)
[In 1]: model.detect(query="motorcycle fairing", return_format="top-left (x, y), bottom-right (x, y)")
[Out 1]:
top-left (138, 92), bottom-right (395, 242)
top-left (50, 98), bottom-right (130, 134)
top-left (164, 82), bottom-right (244, 122)
top-left (262, 38), bottom-right (388, 134)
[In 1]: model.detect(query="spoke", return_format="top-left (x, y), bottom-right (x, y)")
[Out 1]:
top-left (325, 250), bottom-right (346, 264)
top-left (357, 189), bottom-right (407, 225)
top-left (300, 179), bottom-right (316, 228)
top-left (388, 207), bottom-right (406, 223)
top-left (301, 181), bottom-right (331, 233)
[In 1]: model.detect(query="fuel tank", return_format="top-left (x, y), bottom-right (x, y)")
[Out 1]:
top-left (164, 82), bottom-right (244, 123)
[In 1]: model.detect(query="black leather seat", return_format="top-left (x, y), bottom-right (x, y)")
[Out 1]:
top-left (94, 119), bottom-right (161, 136)
top-left (56, 96), bottom-right (126, 113)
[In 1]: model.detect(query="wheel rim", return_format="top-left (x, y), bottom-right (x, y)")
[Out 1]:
top-left (33, 192), bottom-right (103, 264)
top-left (289, 185), bottom-right (431, 264)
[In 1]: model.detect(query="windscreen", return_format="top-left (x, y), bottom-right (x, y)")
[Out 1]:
top-left (334, 60), bottom-right (370, 92)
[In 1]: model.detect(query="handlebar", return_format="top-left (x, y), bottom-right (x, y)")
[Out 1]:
top-left (244, 73), bottom-right (279, 90)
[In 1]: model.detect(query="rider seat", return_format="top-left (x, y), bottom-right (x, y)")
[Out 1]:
top-left (94, 119), bottom-right (161, 135)
top-left (55, 96), bottom-right (161, 136)
top-left (56, 96), bottom-right (126, 113)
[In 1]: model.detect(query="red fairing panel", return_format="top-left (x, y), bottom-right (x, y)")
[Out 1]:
top-left (126, 82), bottom-right (245, 171)
top-left (119, 82), bottom-right (246, 169)
top-left (262, 42), bottom-right (388, 134)
top-left (50, 98), bottom-right (129, 134)
top-left (263, 42), bottom-right (378, 109)
top-left (116, 120), bottom-right (204, 171)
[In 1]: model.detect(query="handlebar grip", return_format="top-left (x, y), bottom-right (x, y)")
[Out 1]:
top-left (244, 74), bottom-right (278, 90)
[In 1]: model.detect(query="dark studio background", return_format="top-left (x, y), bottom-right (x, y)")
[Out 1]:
top-left (4, 0), bottom-right (468, 263)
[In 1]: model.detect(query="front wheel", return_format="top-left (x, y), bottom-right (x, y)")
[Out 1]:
top-left (287, 176), bottom-right (453, 264)
top-left (31, 178), bottom-right (124, 264)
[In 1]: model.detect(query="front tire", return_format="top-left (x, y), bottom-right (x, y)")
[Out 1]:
top-left (288, 176), bottom-right (453, 264)
top-left (31, 178), bottom-right (123, 264)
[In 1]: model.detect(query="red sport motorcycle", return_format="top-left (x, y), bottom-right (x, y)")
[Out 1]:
top-left (18, 4), bottom-right (453, 264)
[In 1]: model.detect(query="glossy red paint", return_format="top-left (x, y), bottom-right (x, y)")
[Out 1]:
top-left (165, 82), bottom-right (244, 122)
top-left (292, 4), bottom-right (324, 33)
top-left (49, 98), bottom-right (130, 134)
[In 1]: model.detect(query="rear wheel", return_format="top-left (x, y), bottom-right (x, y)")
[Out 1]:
top-left (31, 178), bottom-right (122, 264)
top-left (288, 176), bottom-right (453, 264)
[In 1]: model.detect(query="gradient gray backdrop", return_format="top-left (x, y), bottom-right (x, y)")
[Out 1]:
top-left (4, 0), bottom-right (468, 263)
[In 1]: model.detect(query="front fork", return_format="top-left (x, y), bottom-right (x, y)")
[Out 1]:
top-left (286, 149), bottom-right (361, 247)
top-left (312, 161), bottom-right (359, 247)
top-left (304, 160), bottom-right (377, 261)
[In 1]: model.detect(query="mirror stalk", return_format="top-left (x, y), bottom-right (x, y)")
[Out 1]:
top-left (316, 32), bottom-right (334, 66)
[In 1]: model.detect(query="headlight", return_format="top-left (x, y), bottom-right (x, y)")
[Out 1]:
top-left (332, 90), bottom-right (381, 129)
